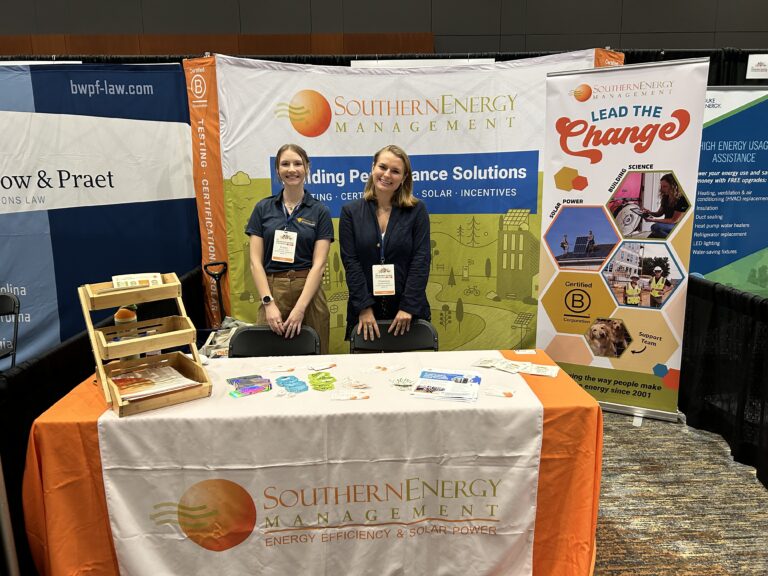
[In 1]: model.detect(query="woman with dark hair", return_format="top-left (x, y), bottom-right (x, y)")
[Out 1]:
top-left (246, 143), bottom-right (334, 353)
top-left (339, 144), bottom-right (431, 341)
top-left (641, 173), bottom-right (689, 239)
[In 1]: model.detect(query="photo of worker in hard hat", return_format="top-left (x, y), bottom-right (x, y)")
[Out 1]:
top-left (602, 242), bottom-right (683, 309)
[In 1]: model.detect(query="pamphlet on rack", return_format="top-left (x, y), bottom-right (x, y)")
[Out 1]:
top-left (111, 366), bottom-right (200, 401)
top-left (411, 368), bottom-right (481, 402)
top-left (111, 272), bottom-right (163, 289)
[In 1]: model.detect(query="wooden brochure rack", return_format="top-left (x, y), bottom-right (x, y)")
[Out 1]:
top-left (78, 272), bottom-right (212, 417)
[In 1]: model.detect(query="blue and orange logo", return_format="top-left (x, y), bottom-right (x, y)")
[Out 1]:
top-left (275, 89), bottom-right (332, 137)
top-left (151, 479), bottom-right (256, 551)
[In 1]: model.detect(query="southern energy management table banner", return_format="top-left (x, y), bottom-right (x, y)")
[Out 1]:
top-left (536, 59), bottom-right (709, 417)
top-left (0, 64), bottom-right (200, 369)
top-left (183, 50), bottom-right (624, 352)
top-left (691, 87), bottom-right (768, 296)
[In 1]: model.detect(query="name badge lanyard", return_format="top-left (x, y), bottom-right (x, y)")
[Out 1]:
top-left (282, 199), bottom-right (302, 230)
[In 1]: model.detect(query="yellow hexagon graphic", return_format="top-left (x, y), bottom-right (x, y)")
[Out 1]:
top-left (554, 166), bottom-right (579, 192)
top-left (540, 271), bottom-right (617, 334)
top-left (608, 308), bottom-right (679, 372)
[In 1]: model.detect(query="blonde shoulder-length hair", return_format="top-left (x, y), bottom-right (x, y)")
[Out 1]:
top-left (363, 144), bottom-right (418, 208)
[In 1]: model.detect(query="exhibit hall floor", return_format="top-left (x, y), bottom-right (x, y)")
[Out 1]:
top-left (597, 412), bottom-right (768, 575)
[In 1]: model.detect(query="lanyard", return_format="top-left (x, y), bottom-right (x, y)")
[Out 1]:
top-left (282, 199), bottom-right (301, 230)
top-left (369, 202), bottom-right (387, 264)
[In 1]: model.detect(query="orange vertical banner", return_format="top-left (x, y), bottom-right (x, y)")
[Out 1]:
top-left (183, 56), bottom-right (229, 327)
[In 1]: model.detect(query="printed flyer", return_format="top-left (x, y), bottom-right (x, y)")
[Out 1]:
top-left (536, 59), bottom-right (709, 417)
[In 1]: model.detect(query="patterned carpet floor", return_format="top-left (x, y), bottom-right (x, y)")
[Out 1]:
top-left (596, 412), bottom-right (768, 575)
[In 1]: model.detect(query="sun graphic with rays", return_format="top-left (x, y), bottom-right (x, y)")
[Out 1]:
top-left (571, 84), bottom-right (593, 102)
top-left (151, 479), bottom-right (256, 551)
top-left (275, 89), bottom-right (332, 137)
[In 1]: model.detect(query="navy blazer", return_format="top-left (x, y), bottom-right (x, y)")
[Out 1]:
top-left (339, 198), bottom-right (431, 336)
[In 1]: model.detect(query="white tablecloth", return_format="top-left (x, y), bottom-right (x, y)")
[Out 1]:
top-left (98, 350), bottom-right (543, 576)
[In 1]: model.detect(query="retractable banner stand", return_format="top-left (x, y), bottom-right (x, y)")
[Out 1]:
top-left (183, 49), bottom-right (624, 352)
top-left (537, 59), bottom-right (709, 419)
top-left (0, 64), bottom-right (199, 369)
top-left (690, 87), bottom-right (768, 296)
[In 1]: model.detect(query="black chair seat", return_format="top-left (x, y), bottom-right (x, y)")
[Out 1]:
top-left (350, 319), bottom-right (438, 353)
top-left (228, 325), bottom-right (320, 358)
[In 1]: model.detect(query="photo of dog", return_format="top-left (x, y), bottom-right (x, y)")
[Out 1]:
top-left (586, 318), bottom-right (632, 358)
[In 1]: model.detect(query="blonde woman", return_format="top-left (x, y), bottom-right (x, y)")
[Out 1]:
top-left (339, 145), bottom-right (431, 341)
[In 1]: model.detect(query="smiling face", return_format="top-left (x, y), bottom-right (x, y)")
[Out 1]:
top-left (371, 150), bottom-right (405, 197)
top-left (277, 148), bottom-right (308, 187)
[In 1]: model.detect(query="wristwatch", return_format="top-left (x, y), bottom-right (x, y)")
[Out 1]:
top-left (261, 295), bottom-right (273, 305)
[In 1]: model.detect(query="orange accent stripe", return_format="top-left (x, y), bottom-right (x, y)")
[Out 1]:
top-left (183, 57), bottom-right (230, 327)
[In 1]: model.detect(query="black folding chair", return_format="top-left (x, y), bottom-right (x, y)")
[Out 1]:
top-left (0, 293), bottom-right (20, 369)
top-left (228, 325), bottom-right (320, 358)
top-left (350, 319), bottom-right (438, 353)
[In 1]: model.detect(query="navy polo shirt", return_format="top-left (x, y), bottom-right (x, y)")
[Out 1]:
top-left (245, 190), bottom-right (334, 273)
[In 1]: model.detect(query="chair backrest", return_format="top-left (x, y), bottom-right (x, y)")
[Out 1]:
top-left (350, 319), bottom-right (438, 354)
top-left (0, 293), bottom-right (20, 368)
top-left (228, 325), bottom-right (320, 358)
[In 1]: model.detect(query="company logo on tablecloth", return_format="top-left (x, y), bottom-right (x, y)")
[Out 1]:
top-left (151, 479), bottom-right (256, 551)
top-left (151, 475), bottom-right (505, 552)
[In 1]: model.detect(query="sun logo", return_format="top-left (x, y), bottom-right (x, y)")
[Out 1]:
top-left (275, 89), bottom-right (332, 137)
top-left (150, 479), bottom-right (256, 552)
top-left (571, 84), bottom-right (593, 102)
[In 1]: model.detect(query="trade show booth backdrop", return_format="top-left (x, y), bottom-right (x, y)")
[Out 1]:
top-left (0, 63), bottom-right (200, 370)
top-left (183, 49), bottom-right (624, 353)
top-left (690, 87), bottom-right (768, 297)
top-left (536, 59), bottom-right (709, 418)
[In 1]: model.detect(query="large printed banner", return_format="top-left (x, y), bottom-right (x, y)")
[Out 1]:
top-left (690, 88), bottom-right (768, 296)
top-left (0, 64), bottom-right (200, 368)
top-left (183, 50), bottom-right (624, 352)
top-left (536, 59), bottom-right (709, 417)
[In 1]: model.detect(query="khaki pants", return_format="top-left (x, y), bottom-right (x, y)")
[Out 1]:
top-left (257, 275), bottom-right (330, 354)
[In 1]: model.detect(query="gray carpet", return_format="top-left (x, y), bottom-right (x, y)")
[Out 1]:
top-left (596, 412), bottom-right (768, 575)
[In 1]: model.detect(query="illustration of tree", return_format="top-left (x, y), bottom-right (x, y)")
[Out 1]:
top-left (759, 265), bottom-right (768, 287)
top-left (748, 268), bottom-right (757, 285)
top-left (439, 304), bottom-right (452, 330)
top-left (339, 270), bottom-right (345, 286)
top-left (485, 258), bottom-right (491, 279)
top-left (448, 267), bottom-right (456, 287)
top-left (456, 225), bottom-right (464, 245)
top-left (467, 216), bottom-right (481, 246)
top-left (333, 252), bottom-right (341, 286)
top-left (455, 298), bottom-right (464, 332)
top-left (430, 239), bottom-right (439, 270)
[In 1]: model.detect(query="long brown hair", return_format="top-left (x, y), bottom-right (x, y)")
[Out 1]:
top-left (363, 144), bottom-right (417, 208)
top-left (274, 143), bottom-right (310, 176)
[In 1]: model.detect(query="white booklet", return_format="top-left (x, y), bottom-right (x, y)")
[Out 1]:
top-left (411, 368), bottom-right (481, 402)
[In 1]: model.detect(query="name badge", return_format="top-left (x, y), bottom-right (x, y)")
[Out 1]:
top-left (372, 264), bottom-right (395, 296)
top-left (272, 230), bottom-right (297, 263)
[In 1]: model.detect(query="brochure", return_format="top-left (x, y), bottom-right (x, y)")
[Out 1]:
top-left (411, 368), bottom-right (481, 402)
top-left (111, 365), bottom-right (200, 401)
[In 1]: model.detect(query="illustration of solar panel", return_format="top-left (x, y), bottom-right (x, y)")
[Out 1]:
top-left (513, 312), bottom-right (534, 328)
top-left (573, 236), bottom-right (590, 255)
top-left (501, 209), bottom-right (530, 229)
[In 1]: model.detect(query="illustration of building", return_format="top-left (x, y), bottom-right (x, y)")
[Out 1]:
top-left (497, 209), bottom-right (539, 300)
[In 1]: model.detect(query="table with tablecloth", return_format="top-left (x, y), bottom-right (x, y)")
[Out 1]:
top-left (23, 349), bottom-right (602, 575)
